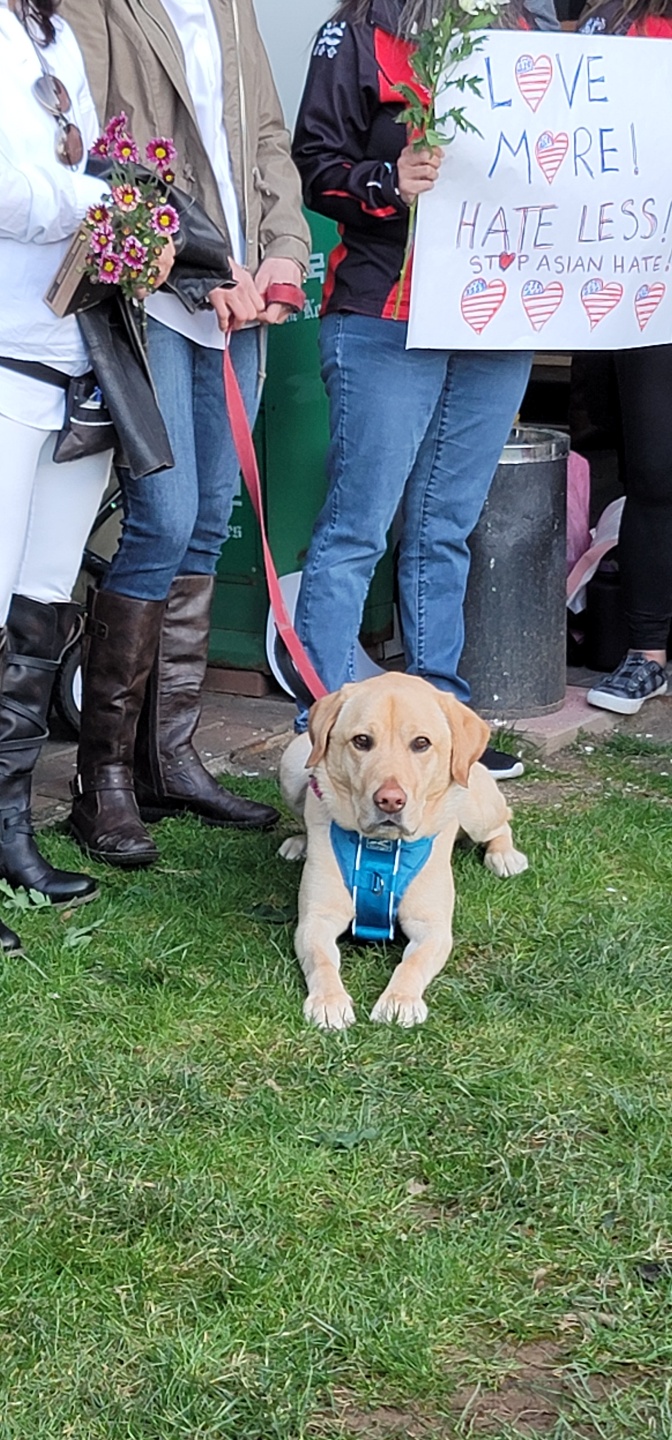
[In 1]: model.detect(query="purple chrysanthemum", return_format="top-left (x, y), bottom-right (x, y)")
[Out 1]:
top-left (150, 204), bottom-right (180, 236)
top-left (104, 113), bottom-right (128, 142)
top-left (97, 252), bottom-right (124, 285)
top-left (89, 225), bottom-right (115, 255)
top-left (113, 135), bottom-right (140, 165)
top-left (146, 137), bottom-right (177, 172)
top-left (122, 235), bottom-right (148, 267)
top-left (111, 184), bottom-right (141, 213)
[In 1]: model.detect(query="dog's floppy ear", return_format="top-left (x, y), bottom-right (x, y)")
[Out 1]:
top-left (438, 694), bottom-right (490, 788)
top-left (307, 689), bottom-right (346, 767)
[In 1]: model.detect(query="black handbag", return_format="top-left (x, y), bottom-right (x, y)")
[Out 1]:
top-left (163, 185), bottom-right (235, 311)
top-left (86, 158), bottom-right (235, 311)
top-left (0, 356), bottom-right (116, 463)
top-left (77, 295), bottom-right (174, 480)
top-left (53, 372), bottom-right (116, 462)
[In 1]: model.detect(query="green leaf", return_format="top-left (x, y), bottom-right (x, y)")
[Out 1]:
top-left (309, 1127), bottom-right (379, 1151)
top-left (395, 82), bottom-right (422, 107)
top-left (246, 903), bottom-right (295, 926)
top-left (1, 880), bottom-right (51, 913)
top-left (63, 918), bottom-right (107, 949)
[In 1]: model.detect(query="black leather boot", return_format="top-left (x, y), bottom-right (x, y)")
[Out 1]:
top-left (0, 915), bottom-right (22, 954)
top-left (0, 625), bottom-right (23, 955)
top-left (0, 597), bottom-right (97, 906)
top-left (70, 589), bottom-right (165, 867)
top-left (134, 575), bottom-right (278, 829)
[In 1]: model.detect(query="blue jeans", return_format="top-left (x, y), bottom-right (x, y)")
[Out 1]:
top-left (105, 320), bottom-right (262, 600)
top-left (294, 314), bottom-right (532, 721)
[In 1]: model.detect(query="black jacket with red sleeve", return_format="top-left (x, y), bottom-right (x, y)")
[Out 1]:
top-left (292, 0), bottom-right (426, 322)
top-left (292, 0), bottom-right (557, 322)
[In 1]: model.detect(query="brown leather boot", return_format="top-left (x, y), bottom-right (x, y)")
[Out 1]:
top-left (70, 589), bottom-right (165, 867)
top-left (134, 575), bottom-right (279, 830)
top-left (0, 597), bottom-right (97, 907)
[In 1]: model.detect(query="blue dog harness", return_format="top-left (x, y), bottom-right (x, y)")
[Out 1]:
top-left (330, 821), bottom-right (436, 942)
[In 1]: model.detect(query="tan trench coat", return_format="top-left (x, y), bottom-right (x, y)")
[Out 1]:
top-left (60, 0), bottom-right (311, 275)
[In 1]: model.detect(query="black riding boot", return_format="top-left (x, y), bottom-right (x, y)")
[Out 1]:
top-left (0, 596), bottom-right (97, 906)
top-left (0, 625), bottom-right (23, 954)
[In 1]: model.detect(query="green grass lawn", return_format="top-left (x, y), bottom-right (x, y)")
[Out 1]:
top-left (2, 736), bottom-right (672, 1438)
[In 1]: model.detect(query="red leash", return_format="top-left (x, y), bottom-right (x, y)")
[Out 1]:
top-left (222, 304), bottom-right (328, 701)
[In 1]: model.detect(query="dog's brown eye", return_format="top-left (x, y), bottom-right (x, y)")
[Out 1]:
top-left (411, 736), bottom-right (432, 753)
top-left (352, 733), bottom-right (374, 751)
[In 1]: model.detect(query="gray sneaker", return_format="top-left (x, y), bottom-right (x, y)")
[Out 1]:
top-left (587, 653), bottom-right (668, 715)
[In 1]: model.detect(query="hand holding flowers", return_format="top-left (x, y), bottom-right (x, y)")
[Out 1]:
top-left (83, 114), bottom-right (179, 300)
top-left (392, 0), bottom-right (509, 315)
top-left (396, 142), bottom-right (444, 207)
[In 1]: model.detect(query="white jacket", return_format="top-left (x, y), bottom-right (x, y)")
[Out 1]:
top-left (0, 4), bottom-right (107, 395)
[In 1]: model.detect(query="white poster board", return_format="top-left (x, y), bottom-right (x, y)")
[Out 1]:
top-left (408, 31), bottom-right (672, 350)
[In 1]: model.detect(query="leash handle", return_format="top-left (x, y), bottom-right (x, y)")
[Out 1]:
top-left (223, 345), bottom-right (328, 702)
top-left (264, 282), bottom-right (306, 313)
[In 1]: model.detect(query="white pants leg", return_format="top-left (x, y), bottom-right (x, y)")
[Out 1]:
top-left (0, 413), bottom-right (111, 625)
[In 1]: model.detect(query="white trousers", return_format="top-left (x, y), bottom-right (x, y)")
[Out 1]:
top-left (0, 414), bottom-right (111, 626)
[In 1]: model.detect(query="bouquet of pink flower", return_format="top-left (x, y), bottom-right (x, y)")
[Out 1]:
top-left (83, 114), bottom-right (180, 300)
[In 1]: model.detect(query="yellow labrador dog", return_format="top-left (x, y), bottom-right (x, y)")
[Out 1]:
top-left (279, 672), bottom-right (527, 1030)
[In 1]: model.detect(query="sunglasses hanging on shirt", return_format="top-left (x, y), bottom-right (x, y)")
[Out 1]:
top-left (19, 1), bottom-right (84, 167)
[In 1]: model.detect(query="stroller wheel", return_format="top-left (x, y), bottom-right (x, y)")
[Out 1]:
top-left (52, 638), bottom-right (83, 737)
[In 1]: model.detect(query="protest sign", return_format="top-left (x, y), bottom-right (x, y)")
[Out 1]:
top-left (408, 31), bottom-right (672, 350)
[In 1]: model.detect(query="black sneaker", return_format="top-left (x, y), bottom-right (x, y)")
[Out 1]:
top-left (587, 653), bottom-right (668, 715)
top-left (480, 745), bottom-right (524, 780)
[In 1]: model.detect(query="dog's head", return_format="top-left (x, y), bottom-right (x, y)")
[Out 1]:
top-left (307, 673), bottom-right (489, 839)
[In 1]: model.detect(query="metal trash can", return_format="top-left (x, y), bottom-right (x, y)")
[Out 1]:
top-left (461, 426), bottom-right (570, 719)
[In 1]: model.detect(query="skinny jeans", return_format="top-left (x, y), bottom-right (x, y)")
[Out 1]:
top-left (294, 313), bottom-right (532, 708)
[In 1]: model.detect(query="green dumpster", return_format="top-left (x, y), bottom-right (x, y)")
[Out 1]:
top-left (209, 214), bottom-right (395, 676)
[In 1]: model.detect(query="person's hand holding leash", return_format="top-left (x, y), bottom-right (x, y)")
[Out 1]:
top-left (396, 143), bottom-right (443, 206)
top-left (208, 259), bottom-right (266, 332)
top-left (254, 256), bottom-right (304, 324)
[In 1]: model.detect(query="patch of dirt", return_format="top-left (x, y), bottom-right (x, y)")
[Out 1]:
top-left (615, 694), bottom-right (672, 745)
top-left (449, 1340), bottom-right (611, 1435)
top-left (319, 1396), bottom-right (435, 1438)
top-left (487, 747), bottom-right (607, 809)
top-left (316, 1342), bottom-right (644, 1440)
top-left (227, 725), bottom-right (294, 777)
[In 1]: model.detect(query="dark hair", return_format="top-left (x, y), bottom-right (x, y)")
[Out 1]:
top-left (332, 0), bottom-right (450, 33)
top-left (579, 0), bottom-right (672, 25)
top-left (20, 0), bottom-right (59, 46)
top-left (333, 0), bottom-right (530, 32)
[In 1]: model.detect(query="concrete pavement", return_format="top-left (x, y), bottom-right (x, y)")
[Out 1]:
top-left (32, 661), bottom-right (672, 827)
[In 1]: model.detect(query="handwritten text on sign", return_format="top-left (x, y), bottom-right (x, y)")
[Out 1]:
top-left (408, 31), bottom-right (672, 350)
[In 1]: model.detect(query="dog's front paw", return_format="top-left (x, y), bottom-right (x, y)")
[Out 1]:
top-left (304, 991), bottom-right (356, 1030)
top-left (278, 834), bottom-right (307, 861)
top-left (370, 991), bottom-right (428, 1028)
top-left (483, 845), bottom-right (528, 879)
